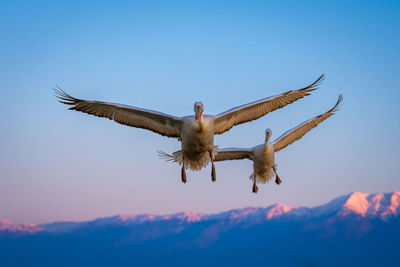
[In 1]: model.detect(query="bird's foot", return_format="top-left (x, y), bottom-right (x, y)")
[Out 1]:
top-left (211, 163), bottom-right (216, 182)
top-left (181, 168), bottom-right (187, 184)
top-left (252, 183), bottom-right (258, 194)
top-left (275, 176), bottom-right (281, 185)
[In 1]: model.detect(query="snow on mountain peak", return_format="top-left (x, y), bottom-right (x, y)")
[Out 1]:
top-left (342, 192), bottom-right (370, 216)
top-left (339, 191), bottom-right (399, 218)
top-left (0, 220), bottom-right (42, 233)
top-left (110, 212), bottom-right (205, 224)
top-left (266, 204), bottom-right (300, 219)
top-left (175, 212), bottom-right (204, 222)
top-left (381, 191), bottom-right (400, 217)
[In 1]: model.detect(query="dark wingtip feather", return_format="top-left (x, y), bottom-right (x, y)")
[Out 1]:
top-left (312, 73), bottom-right (325, 88)
top-left (317, 73), bottom-right (326, 83)
top-left (302, 73), bottom-right (326, 92)
top-left (53, 86), bottom-right (79, 106)
top-left (329, 94), bottom-right (343, 113)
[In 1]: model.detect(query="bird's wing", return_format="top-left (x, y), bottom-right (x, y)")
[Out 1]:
top-left (214, 148), bottom-right (253, 162)
top-left (55, 88), bottom-right (182, 138)
top-left (272, 94), bottom-right (342, 152)
top-left (213, 74), bottom-right (324, 135)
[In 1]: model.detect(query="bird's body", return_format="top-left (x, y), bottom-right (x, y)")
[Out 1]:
top-left (180, 115), bottom-right (216, 170)
top-left (251, 143), bottom-right (275, 183)
top-left (55, 74), bottom-right (324, 183)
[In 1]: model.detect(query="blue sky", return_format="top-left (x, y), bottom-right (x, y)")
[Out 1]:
top-left (0, 0), bottom-right (399, 224)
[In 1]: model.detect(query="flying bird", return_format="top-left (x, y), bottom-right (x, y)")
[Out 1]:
top-left (212, 94), bottom-right (342, 193)
top-left (55, 74), bottom-right (324, 183)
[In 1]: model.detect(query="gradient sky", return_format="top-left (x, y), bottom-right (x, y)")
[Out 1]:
top-left (1, 0), bottom-right (399, 224)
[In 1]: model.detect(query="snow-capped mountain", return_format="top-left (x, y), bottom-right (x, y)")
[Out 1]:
top-left (312, 191), bottom-right (400, 218)
top-left (0, 191), bottom-right (399, 266)
top-left (1, 191), bottom-right (399, 235)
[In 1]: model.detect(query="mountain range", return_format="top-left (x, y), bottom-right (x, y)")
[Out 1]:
top-left (1, 191), bottom-right (399, 266)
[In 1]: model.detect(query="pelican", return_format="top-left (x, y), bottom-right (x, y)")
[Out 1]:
top-left (212, 94), bottom-right (342, 193)
top-left (55, 74), bottom-right (324, 183)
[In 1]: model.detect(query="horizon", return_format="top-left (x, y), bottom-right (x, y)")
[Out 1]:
top-left (1, 1), bottom-right (400, 224)
top-left (2, 190), bottom-right (399, 225)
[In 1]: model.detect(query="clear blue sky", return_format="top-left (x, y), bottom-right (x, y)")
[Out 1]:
top-left (1, 0), bottom-right (399, 224)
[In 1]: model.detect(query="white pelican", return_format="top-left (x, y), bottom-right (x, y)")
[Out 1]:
top-left (212, 94), bottom-right (342, 193)
top-left (55, 74), bottom-right (324, 183)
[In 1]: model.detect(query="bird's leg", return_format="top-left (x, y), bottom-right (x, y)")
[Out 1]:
top-left (209, 151), bottom-right (216, 182)
top-left (252, 175), bottom-right (258, 193)
top-left (273, 166), bottom-right (281, 185)
top-left (253, 174), bottom-right (258, 194)
top-left (181, 154), bottom-right (187, 184)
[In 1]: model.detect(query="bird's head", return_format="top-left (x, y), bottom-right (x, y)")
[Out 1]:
top-left (194, 102), bottom-right (204, 123)
top-left (265, 128), bottom-right (272, 143)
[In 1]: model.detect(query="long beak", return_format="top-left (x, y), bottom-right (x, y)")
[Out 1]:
top-left (265, 131), bottom-right (271, 143)
top-left (195, 111), bottom-right (202, 123)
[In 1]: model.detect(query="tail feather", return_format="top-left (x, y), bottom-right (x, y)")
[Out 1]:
top-left (157, 150), bottom-right (183, 164)
top-left (158, 147), bottom-right (218, 171)
top-left (250, 169), bottom-right (274, 184)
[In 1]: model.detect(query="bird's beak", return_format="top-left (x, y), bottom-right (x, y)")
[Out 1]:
top-left (195, 111), bottom-right (202, 123)
top-left (265, 131), bottom-right (271, 143)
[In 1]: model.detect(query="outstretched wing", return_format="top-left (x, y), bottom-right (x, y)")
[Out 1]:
top-left (272, 94), bottom-right (342, 152)
top-left (214, 148), bottom-right (253, 162)
top-left (55, 88), bottom-right (182, 138)
top-left (213, 74), bottom-right (324, 135)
